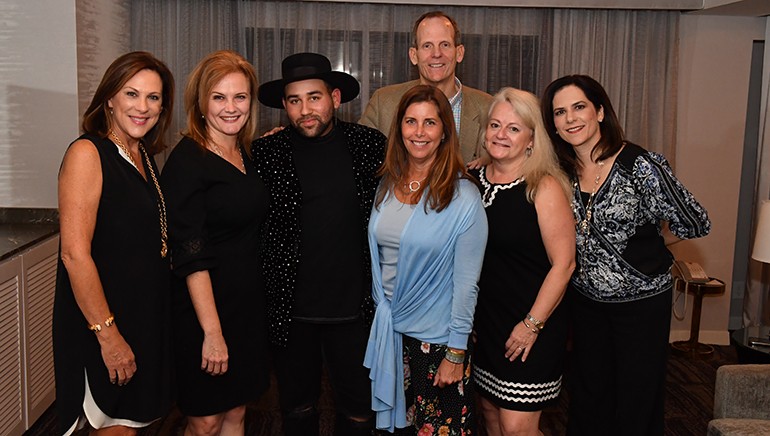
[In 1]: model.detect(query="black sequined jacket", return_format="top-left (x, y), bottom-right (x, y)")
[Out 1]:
top-left (251, 120), bottom-right (386, 347)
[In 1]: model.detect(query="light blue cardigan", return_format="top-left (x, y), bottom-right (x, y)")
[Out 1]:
top-left (364, 178), bottom-right (488, 432)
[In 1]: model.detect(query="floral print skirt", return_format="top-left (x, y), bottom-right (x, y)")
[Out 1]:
top-left (400, 335), bottom-right (475, 436)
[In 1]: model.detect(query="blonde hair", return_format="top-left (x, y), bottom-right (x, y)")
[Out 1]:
top-left (488, 87), bottom-right (571, 202)
top-left (183, 50), bottom-right (259, 156)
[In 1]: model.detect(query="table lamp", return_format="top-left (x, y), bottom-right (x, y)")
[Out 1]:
top-left (752, 200), bottom-right (770, 262)
top-left (751, 199), bottom-right (770, 335)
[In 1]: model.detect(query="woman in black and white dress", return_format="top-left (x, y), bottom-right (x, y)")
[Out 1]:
top-left (472, 87), bottom-right (575, 436)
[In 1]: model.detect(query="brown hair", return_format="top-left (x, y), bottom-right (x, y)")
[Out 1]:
top-left (183, 50), bottom-right (259, 156)
top-left (375, 84), bottom-right (470, 213)
top-left (541, 74), bottom-right (624, 178)
top-left (81, 51), bottom-right (175, 155)
top-left (412, 11), bottom-right (462, 48)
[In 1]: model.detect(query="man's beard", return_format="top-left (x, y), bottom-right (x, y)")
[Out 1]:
top-left (293, 114), bottom-right (333, 138)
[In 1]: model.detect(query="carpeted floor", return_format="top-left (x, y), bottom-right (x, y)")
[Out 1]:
top-left (24, 345), bottom-right (739, 435)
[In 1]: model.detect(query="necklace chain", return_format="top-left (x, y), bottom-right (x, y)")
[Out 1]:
top-left (209, 142), bottom-right (246, 174)
top-left (111, 130), bottom-right (137, 169)
top-left (575, 160), bottom-right (605, 277)
top-left (110, 130), bottom-right (168, 258)
top-left (577, 160), bottom-right (605, 236)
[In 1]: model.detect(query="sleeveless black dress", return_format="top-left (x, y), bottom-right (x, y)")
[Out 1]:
top-left (53, 134), bottom-right (173, 431)
top-left (471, 167), bottom-right (567, 411)
top-left (160, 137), bottom-right (269, 416)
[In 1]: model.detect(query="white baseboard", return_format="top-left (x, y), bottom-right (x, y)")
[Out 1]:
top-left (669, 329), bottom-right (730, 346)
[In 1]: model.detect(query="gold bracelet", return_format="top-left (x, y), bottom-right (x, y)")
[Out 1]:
top-left (88, 314), bottom-right (115, 333)
top-left (526, 313), bottom-right (545, 330)
top-left (522, 318), bottom-right (540, 335)
top-left (446, 348), bottom-right (465, 358)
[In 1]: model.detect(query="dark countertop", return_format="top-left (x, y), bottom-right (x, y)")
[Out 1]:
top-left (0, 208), bottom-right (59, 262)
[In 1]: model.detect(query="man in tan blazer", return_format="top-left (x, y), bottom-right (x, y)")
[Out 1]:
top-left (359, 11), bottom-right (493, 165)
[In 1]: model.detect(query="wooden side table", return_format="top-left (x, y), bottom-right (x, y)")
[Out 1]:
top-left (671, 278), bottom-right (725, 358)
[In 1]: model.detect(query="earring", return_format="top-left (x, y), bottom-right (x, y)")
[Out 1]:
top-left (441, 134), bottom-right (446, 142)
top-left (525, 146), bottom-right (533, 157)
top-left (109, 108), bottom-right (113, 115)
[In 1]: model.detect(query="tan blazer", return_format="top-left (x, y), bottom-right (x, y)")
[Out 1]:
top-left (359, 80), bottom-right (493, 163)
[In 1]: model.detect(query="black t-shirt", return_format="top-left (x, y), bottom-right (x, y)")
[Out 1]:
top-left (290, 127), bottom-right (364, 321)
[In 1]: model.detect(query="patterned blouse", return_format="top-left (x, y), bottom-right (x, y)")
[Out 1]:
top-left (571, 142), bottom-right (711, 302)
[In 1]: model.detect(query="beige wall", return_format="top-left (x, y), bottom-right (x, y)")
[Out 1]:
top-left (670, 14), bottom-right (768, 344)
top-left (0, 0), bottom-right (79, 208)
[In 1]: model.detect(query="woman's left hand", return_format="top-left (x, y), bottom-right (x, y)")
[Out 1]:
top-left (433, 355), bottom-right (464, 388)
top-left (504, 321), bottom-right (538, 362)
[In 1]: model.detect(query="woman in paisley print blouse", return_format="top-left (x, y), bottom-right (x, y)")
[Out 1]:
top-left (541, 75), bottom-right (710, 436)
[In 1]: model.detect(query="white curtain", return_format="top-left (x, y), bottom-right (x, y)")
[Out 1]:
top-left (125, 0), bottom-right (679, 167)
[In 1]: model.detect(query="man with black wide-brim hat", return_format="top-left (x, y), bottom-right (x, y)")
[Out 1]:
top-left (251, 52), bottom-right (385, 436)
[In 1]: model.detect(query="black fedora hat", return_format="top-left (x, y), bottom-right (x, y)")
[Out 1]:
top-left (258, 52), bottom-right (360, 109)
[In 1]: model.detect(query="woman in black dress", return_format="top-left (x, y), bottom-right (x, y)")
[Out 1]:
top-left (53, 51), bottom-right (175, 435)
top-left (161, 50), bottom-right (268, 435)
top-left (472, 87), bottom-right (575, 436)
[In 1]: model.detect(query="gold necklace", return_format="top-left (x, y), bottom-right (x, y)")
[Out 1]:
top-left (209, 142), bottom-right (246, 174)
top-left (576, 160), bottom-right (605, 237)
top-left (109, 130), bottom-right (168, 258)
top-left (110, 130), bottom-right (137, 169)
top-left (575, 160), bottom-right (605, 277)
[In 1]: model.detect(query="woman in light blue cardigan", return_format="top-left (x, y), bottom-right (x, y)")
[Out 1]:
top-left (364, 85), bottom-right (488, 435)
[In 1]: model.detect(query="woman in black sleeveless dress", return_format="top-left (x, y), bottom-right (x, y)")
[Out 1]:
top-left (472, 87), bottom-right (575, 436)
top-left (53, 52), bottom-right (175, 435)
top-left (161, 50), bottom-right (269, 435)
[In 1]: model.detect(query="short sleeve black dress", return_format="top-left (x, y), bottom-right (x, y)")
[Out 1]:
top-left (471, 167), bottom-right (568, 411)
top-left (53, 134), bottom-right (173, 432)
top-left (160, 137), bottom-right (269, 416)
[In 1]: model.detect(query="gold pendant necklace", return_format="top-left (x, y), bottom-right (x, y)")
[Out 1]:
top-left (575, 160), bottom-right (605, 277)
top-left (209, 142), bottom-right (246, 174)
top-left (577, 160), bottom-right (605, 237)
top-left (109, 130), bottom-right (168, 258)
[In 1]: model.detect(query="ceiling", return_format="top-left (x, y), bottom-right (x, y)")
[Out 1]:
top-left (327, 0), bottom-right (770, 16)
top-left (694, 0), bottom-right (770, 16)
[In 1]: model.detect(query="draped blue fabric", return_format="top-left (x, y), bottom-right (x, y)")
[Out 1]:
top-left (364, 179), bottom-right (488, 431)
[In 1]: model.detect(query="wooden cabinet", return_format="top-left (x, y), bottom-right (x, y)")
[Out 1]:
top-left (0, 256), bottom-right (24, 436)
top-left (0, 235), bottom-right (58, 436)
top-left (21, 235), bottom-right (58, 429)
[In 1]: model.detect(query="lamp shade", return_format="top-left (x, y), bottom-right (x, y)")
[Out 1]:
top-left (752, 200), bottom-right (770, 263)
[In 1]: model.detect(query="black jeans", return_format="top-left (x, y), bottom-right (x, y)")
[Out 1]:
top-left (273, 318), bottom-right (373, 431)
